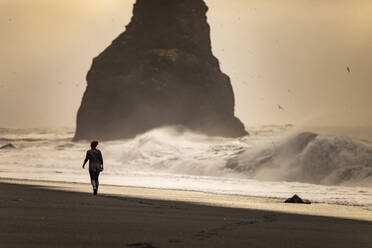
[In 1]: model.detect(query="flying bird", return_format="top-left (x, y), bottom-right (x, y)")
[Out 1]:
top-left (277, 104), bottom-right (284, 110)
top-left (347, 66), bottom-right (351, 73)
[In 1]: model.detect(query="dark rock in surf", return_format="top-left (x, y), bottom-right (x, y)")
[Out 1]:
top-left (56, 143), bottom-right (75, 150)
top-left (74, 0), bottom-right (247, 141)
top-left (285, 194), bottom-right (311, 204)
top-left (0, 143), bottom-right (16, 150)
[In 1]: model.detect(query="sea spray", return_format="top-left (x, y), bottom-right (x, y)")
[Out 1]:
top-left (232, 132), bottom-right (372, 186)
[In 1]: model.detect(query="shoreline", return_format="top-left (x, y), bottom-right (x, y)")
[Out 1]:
top-left (1, 179), bottom-right (372, 247)
top-left (1, 177), bottom-right (372, 222)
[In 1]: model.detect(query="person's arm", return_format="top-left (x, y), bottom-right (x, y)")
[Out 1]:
top-left (82, 152), bottom-right (89, 168)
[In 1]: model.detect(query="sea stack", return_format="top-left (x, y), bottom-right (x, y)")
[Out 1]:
top-left (74, 0), bottom-right (247, 141)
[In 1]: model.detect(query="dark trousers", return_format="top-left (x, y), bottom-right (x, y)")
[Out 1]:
top-left (89, 170), bottom-right (100, 189)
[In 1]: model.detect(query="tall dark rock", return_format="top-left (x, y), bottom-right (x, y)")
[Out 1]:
top-left (74, 0), bottom-right (247, 141)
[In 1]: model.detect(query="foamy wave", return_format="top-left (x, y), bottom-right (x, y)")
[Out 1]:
top-left (103, 127), bottom-right (244, 177)
top-left (102, 127), bottom-right (372, 187)
top-left (0, 127), bottom-right (73, 143)
top-left (231, 132), bottom-right (372, 186)
top-left (1, 126), bottom-right (372, 208)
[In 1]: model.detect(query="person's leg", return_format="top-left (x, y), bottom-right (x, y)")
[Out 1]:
top-left (89, 171), bottom-right (96, 188)
top-left (89, 170), bottom-right (97, 195)
top-left (94, 171), bottom-right (100, 195)
top-left (93, 172), bottom-right (100, 195)
top-left (95, 172), bottom-right (100, 190)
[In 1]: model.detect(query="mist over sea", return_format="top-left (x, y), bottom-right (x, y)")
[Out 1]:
top-left (1, 125), bottom-right (372, 209)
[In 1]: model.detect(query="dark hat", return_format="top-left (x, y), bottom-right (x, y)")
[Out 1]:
top-left (90, 141), bottom-right (99, 149)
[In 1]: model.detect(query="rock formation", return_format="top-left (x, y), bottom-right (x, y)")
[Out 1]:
top-left (285, 194), bottom-right (311, 204)
top-left (0, 143), bottom-right (16, 150)
top-left (74, 0), bottom-right (247, 141)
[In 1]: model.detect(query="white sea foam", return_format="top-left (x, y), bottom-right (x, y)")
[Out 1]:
top-left (0, 125), bottom-right (372, 208)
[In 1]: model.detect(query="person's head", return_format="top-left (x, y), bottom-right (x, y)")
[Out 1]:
top-left (90, 141), bottom-right (99, 149)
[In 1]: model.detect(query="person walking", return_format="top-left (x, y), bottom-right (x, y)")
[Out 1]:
top-left (82, 141), bottom-right (104, 195)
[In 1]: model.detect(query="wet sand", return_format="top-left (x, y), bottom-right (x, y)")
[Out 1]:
top-left (0, 179), bottom-right (372, 248)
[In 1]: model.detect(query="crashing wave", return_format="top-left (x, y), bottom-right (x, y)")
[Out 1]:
top-left (1, 126), bottom-right (372, 187)
top-left (101, 127), bottom-right (372, 187)
top-left (231, 132), bottom-right (372, 186)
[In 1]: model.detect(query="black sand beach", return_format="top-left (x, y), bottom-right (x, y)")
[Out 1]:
top-left (0, 182), bottom-right (371, 248)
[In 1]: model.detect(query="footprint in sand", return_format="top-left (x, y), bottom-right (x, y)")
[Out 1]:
top-left (168, 239), bottom-right (181, 243)
top-left (126, 242), bottom-right (157, 248)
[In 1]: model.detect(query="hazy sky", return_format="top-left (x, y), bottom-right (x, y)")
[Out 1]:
top-left (1, 0), bottom-right (371, 128)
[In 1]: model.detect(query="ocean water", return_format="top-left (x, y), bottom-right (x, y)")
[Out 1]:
top-left (0, 125), bottom-right (372, 209)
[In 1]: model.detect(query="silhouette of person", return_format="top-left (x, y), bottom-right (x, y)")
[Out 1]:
top-left (82, 141), bottom-right (104, 195)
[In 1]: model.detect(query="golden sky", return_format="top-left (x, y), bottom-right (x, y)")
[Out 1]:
top-left (0, 0), bottom-right (371, 128)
